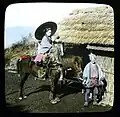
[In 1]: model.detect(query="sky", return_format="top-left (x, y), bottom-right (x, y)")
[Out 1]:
top-left (4, 3), bottom-right (106, 48)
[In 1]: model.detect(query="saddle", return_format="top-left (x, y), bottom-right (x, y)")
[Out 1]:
top-left (20, 55), bottom-right (36, 61)
top-left (36, 55), bottom-right (50, 68)
top-left (20, 55), bottom-right (31, 60)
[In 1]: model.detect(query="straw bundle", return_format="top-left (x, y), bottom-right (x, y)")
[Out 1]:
top-left (58, 5), bottom-right (114, 46)
top-left (96, 55), bottom-right (114, 106)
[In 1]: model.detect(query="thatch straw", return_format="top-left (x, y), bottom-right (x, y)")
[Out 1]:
top-left (57, 5), bottom-right (114, 46)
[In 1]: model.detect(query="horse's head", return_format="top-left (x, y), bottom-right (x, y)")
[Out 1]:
top-left (52, 42), bottom-right (64, 57)
top-left (58, 43), bottom-right (64, 56)
top-left (47, 42), bottom-right (64, 65)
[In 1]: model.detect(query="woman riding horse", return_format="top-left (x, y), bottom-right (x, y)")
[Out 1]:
top-left (17, 21), bottom-right (84, 105)
top-left (34, 21), bottom-right (63, 80)
top-left (17, 21), bottom-right (66, 104)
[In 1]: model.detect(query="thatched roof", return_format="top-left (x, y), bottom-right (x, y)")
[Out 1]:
top-left (57, 5), bottom-right (114, 46)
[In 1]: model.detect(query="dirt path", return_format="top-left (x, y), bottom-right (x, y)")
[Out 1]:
top-left (5, 70), bottom-right (111, 113)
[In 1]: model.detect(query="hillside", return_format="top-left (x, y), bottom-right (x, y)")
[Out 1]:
top-left (5, 26), bottom-right (36, 48)
top-left (5, 34), bottom-right (37, 70)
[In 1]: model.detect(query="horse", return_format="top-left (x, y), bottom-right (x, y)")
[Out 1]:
top-left (49, 41), bottom-right (83, 81)
top-left (16, 42), bottom-right (83, 104)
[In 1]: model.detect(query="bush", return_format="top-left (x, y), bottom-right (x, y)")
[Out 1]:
top-left (5, 54), bottom-right (13, 65)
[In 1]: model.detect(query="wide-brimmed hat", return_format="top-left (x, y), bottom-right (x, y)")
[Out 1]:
top-left (35, 21), bottom-right (57, 40)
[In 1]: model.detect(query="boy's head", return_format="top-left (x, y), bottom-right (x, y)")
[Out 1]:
top-left (89, 53), bottom-right (96, 63)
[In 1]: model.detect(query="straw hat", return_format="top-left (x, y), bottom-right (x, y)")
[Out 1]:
top-left (35, 21), bottom-right (57, 40)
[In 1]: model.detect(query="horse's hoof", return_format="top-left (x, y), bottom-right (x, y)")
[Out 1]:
top-left (18, 97), bottom-right (23, 100)
top-left (41, 78), bottom-right (46, 80)
top-left (34, 77), bottom-right (38, 80)
top-left (24, 95), bottom-right (27, 99)
top-left (55, 97), bottom-right (61, 102)
top-left (82, 89), bottom-right (84, 94)
top-left (59, 79), bottom-right (63, 81)
top-left (93, 102), bottom-right (98, 106)
top-left (50, 99), bottom-right (58, 104)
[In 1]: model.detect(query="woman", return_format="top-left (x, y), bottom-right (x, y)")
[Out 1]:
top-left (34, 27), bottom-right (53, 64)
top-left (34, 21), bottom-right (63, 80)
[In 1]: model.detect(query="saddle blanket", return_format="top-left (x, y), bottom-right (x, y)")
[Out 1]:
top-left (20, 55), bottom-right (36, 61)
top-left (34, 53), bottom-right (46, 63)
top-left (19, 54), bottom-right (47, 64)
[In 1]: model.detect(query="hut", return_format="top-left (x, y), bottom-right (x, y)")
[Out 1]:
top-left (57, 5), bottom-right (114, 106)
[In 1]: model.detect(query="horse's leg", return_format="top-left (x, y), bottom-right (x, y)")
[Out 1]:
top-left (49, 76), bottom-right (55, 101)
top-left (58, 67), bottom-right (64, 89)
top-left (18, 73), bottom-right (29, 100)
top-left (54, 75), bottom-right (61, 102)
top-left (49, 69), bottom-right (60, 104)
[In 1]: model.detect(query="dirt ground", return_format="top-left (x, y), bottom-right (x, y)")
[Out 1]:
top-left (5, 70), bottom-right (112, 113)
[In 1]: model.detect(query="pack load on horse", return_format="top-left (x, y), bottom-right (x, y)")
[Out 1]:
top-left (16, 21), bottom-right (84, 104)
top-left (82, 52), bottom-right (107, 107)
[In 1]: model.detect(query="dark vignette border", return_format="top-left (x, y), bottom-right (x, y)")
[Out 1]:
top-left (1, 0), bottom-right (119, 117)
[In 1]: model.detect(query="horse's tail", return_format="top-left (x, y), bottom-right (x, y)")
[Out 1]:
top-left (16, 58), bottom-right (21, 75)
